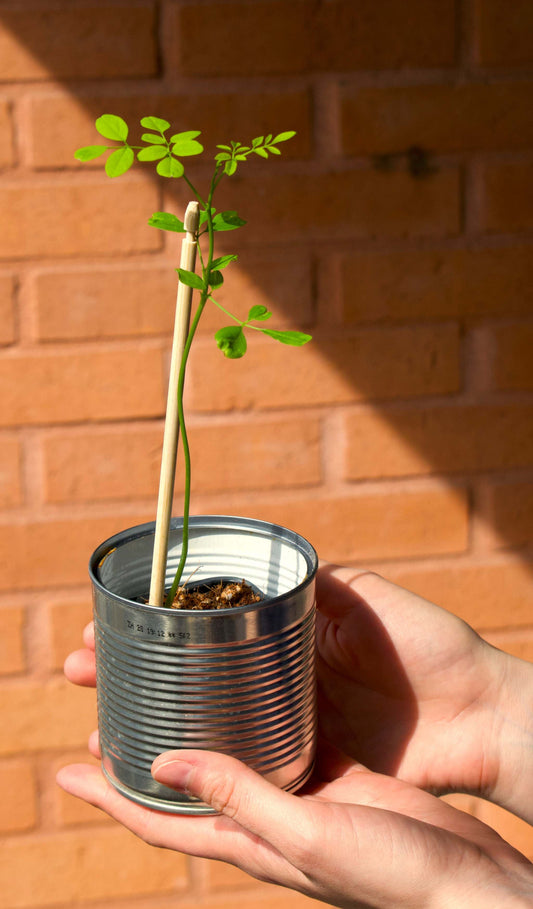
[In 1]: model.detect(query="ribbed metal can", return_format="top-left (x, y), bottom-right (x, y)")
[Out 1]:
top-left (89, 515), bottom-right (318, 814)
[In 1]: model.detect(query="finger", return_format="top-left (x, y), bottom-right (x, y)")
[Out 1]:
top-left (64, 649), bottom-right (97, 687)
top-left (88, 729), bottom-right (100, 758)
top-left (83, 621), bottom-right (95, 650)
top-left (151, 749), bottom-right (317, 858)
top-left (316, 564), bottom-right (378, 621)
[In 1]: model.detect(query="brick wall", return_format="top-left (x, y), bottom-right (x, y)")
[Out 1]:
top-left (0, 1), bottom-right (532, 906)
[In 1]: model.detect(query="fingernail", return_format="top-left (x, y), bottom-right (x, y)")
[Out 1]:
top-left (152, 759), bottom-right (194, 791)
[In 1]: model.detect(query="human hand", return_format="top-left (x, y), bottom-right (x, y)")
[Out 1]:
top-left (315, 565), bottom-right (533, 821)
top-left (57, 741), bottom-right (533, 909)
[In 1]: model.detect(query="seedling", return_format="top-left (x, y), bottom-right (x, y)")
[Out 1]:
top-left (76, 114), bottom-right (311, 607)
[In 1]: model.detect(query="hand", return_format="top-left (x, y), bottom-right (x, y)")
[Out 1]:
top-left (57, 741), bottom-right (533, 909)
top-left (315, 566), bottom-right (533, 821)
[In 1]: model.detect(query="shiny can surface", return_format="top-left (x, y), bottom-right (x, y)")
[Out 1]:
top-left (89, 515), bottom-right (318, 814)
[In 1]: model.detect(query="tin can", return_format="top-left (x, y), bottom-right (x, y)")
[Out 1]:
top-left (89, 515), bottom-right (318, 814)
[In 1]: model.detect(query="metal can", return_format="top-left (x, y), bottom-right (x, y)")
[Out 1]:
top-left (89, 515), bottom-right (318, 814)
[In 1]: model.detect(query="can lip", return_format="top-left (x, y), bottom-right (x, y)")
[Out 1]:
top-left (89, 514), bottom-right (318, 616)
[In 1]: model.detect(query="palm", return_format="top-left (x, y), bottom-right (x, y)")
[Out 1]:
top-left (315, 566), bottom-right (501, 796)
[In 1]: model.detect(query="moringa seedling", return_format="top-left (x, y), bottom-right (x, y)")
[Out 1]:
top-left (75, 114), bottom-right (311, 606)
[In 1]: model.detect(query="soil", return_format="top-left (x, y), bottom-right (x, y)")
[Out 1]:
top-left (170, 578), bottom-right (262, 610)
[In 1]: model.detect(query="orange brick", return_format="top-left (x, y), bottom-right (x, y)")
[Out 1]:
top-left (0, 177), bottom-right (160, 259)
top-left (475, 0), bottom-right (533, 66)
top-left (0, 4), bottom-right (157, 81)
top-left (188, 325), bottom-right (460, 411)
top-left (344, 402), bottom-right (533, 479)
top-left (0, 513), bottom-right (152, 592)
top-left (175, 0), bottom-right (455, 75)
top-left (0, 272), bottom-right (16, 345)
top-left (0, 757), bottom-right (37, 833)
top-left (214, 168), bottom-right (460, 242)
top-left (0, 677), bottom-right (96, 756)
top-left (47, 598), bottom-right (93, 671)
top-left (490, 322), bottom-right (533, 391)
top-left (33, 255), bottom-right (312, 342)
top-left (340, 245), bottom-right (533, 324)
top-left (244, 485), bottom-right (468, 562)
top-left (485, 630), bottom-right (533, 663)
top-left (0, 826), bottom-right (185, 908)
top-left (341, 82), bottom-right (533, 155)
top-left (29, 89), bottom-right (311, 169)
top-left (487, 481), bottom-right (533, 548)
top-left (0, 433), bottom-right (23, 506)
top-left (383, 559), bottom-right (533, 630)
top-left (42, 417), bottom-right (321, 504)
top-left (0, 99), bottom-right (14, 167)
top-left (0, 346), bottom-right (165, 427)
top-left (474, 801), bottom-right (533, 860)
top-left (0, 605), bottom-right (26, 674)
top-left (480, 162), bottom-right (533, 234)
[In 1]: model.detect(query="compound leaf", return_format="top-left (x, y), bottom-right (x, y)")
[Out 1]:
top-left (212, 210), bottom-right (246, 231)
top-left (215, 325), bottom-right (247, 358)
top-left (74, 145), bottom-right (108, 161)
top-left (211, 254), bottom-right (238, 270)
top-left (96, 114), bottom-right (129, 141)
top-left (156, 156), bottom-right (184, 178)
top-left (105, 145), bottom-right (134, 177)
top-left (141, 132), bottom-right (166, 144)
top-left (248, 305), bottom-right (271, 321)
top-left (148, 212), bottom-right (186, 232)
top-left (137, 145), bottom-right (167, 161)
top-left (140, 116), bottom-right (170, 132)
top-left (273, 131), bottom-right (297, 143)
top-left (260, 328), bottom-right (312, 346)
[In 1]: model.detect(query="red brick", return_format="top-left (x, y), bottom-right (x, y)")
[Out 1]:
top-left (383, 558), bottom-right (533, 630)
top-left (0, 99), bottom-right (14, 167)
top-left (0, 678), bottom-right (96, 755)
top-left (0, 272), bottom-right (16, 345)
top-left (33, 254), bottom-right (312, 342)
top-left (188, 325), bottom-right (460, 411)
top-left (29, 89), bottom-right (311, 169)
top-left (340, 246), bottom-right (533, 324)
top-left (490, 322), bottom-right (533, 391)
top-left (487, 481), bottom-right (533, 548)
top-left (0, 605), bottom-right (26, 674)
top-left (474, 801), bottom-right (533, 860)
top-left (0, 433), bottom-right (23, 506)
top-left (0, 758), bottom-right (37, 833)
top-left (214, 168), bottom-right (460, 242)
top-left (0, 826), bottom-right (185, 908)
top-left (485, 630), bottom-right (533, 662)
top-left (42, 417), bottom-right (321, 504)
top-left (341, 82), bottom-right (533, 155)
top-left (175, 0), bottom-right (455, 76)
top-left (480, 162), bottom-right (533, 234)
top-left (0, 4), bottom-right (157, 81)
top-left (344, 402), bottom-right (533, 480)
top-left (0, 346), bottom-right (165, 427)
top-left (0, 177), bottom-right (160, 259)
top-left (475, 0), bottom-right (533, 66)
top-left (47, 598), bottom-right (93, 671)
top-left (242, 485), bottom-right (468, 562)
top-left (0, 513), bottom-right (152, 592)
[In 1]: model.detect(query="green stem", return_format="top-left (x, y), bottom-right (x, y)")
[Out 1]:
top-left (165, 172), bottom-right (220, 606)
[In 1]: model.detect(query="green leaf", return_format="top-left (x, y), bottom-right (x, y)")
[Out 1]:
top-left (211, 254), bottom-right (238, 270)
top-left (141, 133), bottom-right (166, 144)
top-left (212, 210), bottom-right (246, 231)
top-left (273, 131), bottom-right (297, 143)
top-left (252, 136), bottom-right (264, 147)
top-left (209, 269), bottom-right (224, 289)
top-left (170, 130), bottom-right (202, 143)
top-left (137, 145), bottom-right (167, 162)
top-left (105, 145), bottom-right (134, 177)
top-left (199, 207), bottom-right (216, 226)
top-left (140, 116), bottom-right (170, 132)
top-left (216, 144), bottom-right (232, 151)
top-left (177, 268), bottom-right (204, 290)
top-left (96, 114), bottom-right (129, 142)
top-left (260, 329), bottom-right (312, 346)
top-left (266, 145), bottom-right (281, 155)
top-left (224, 159), bottom-right (238, 176)
top-left (248, 305), bottom-right (271, 321)
top-left (156, 156), bottom-right (184, 178)
top-left (74, 145), bottom-right (108, 161)
top-left (171, 138), bottom-right (204, 157)
top-left (148, 212), bottom-right (186, 232)
top-left (215, 325), bottom-right (247, 358)
top-left (253, 146), bottom-right (269, 158)
top-left (215, 152), bottom-right (231, 162)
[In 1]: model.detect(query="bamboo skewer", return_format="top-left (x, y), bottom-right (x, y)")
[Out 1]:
top-left (148, 201), bottom-right (200, 607)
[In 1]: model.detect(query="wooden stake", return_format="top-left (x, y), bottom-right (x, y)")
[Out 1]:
top-left (148, 201), bottom-right (200, 606)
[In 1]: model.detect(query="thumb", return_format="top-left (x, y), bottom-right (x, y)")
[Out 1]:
top-left (152, 749), bottom-right (315, 849)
